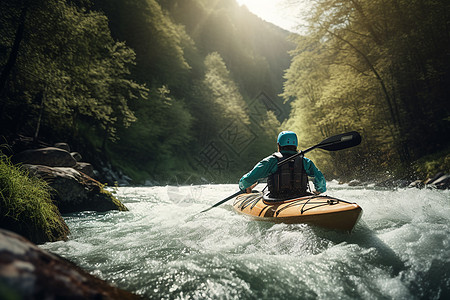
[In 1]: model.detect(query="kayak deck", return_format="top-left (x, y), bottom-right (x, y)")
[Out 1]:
top-left (233, 192), bottom-right (362, 231)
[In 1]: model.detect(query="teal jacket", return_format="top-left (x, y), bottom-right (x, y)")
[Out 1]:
top-left (239, 151), bottom-right (327, 193)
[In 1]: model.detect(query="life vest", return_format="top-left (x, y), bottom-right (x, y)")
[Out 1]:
top-left (267, 152), bottom-right (309, 198)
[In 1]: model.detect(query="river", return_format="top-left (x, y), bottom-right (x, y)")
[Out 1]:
top-left (40, 181), bottom-right (450, 299)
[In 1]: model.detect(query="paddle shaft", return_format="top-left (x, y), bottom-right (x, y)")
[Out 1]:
top-left (199, 190), bottom-right (243, 214)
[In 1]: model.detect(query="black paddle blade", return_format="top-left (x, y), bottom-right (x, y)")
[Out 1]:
top-left (317, 131), bottom-right (362, 151)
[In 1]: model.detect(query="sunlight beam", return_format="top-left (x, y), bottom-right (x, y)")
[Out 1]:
top-left (235, 0), bottom-right (312, 33)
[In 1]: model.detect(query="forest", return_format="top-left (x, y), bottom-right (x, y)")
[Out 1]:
top-left (1, 0), bottom-right (449, 184)
top-left (283, 0), bottom-right (450, 181)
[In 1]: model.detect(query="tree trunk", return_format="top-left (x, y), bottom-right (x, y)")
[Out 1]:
top-left (33, 90), bottom-right (45, 141)
top-left (0, 3), bottom-right (28, 94)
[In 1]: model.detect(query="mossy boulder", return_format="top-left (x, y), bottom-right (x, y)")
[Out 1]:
top-left (23, 164), bottom-right (128, 213)
top-left (0, 156), bottom-right (69, 244)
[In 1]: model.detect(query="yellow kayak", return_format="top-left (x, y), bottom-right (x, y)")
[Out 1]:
top-left (233, 192), bottom-right (362, 231)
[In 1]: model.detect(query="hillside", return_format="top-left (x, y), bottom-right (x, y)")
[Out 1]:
top-left (0, 0), bottom-right (295, 184)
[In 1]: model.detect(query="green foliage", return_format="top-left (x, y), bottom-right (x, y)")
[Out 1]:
top-left (0, 154), bottom-right (69, 243)
top-left (412, 148), bottom-right (450, 179)
top-left (1, 0), bottom-right (293, 184)
top-left (203, 52), bottom-right (249, 124)
top-left (88, 0), bottom-right (293, 183)
top-left (0, 0), bottom-right (145, 142)
top-left (108, 84), bottom-right (194, 179)
top-left (282, 0), bottom-right (450, 180)
top-left (93, 0), bottom-right (192, 88)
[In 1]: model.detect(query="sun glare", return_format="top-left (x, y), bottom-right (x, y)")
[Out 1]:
top-left (236, 0), bottom-right (311, 33)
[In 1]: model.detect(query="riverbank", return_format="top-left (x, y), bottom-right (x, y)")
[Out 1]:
top-left (0, 142), bottom-right (140, 298)
top-left (347, 149), bottom-right (450, 190)
top-left (0, 154), bottom-right (69, 244)
top-left (0, 137), bottom-right (128, 244)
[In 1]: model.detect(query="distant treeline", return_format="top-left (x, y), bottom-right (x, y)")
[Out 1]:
top-left (0, 0), bottom-right (293, 183)
top-left (1, 0), bottom-right (448, 184)
top-left (282, 0), bottom-right (450, 180)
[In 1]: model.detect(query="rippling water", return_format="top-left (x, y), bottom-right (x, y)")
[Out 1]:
top-left (41, 182), bottom-right (450, 299)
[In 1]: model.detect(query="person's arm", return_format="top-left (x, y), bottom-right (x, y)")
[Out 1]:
top-left (303, 157), bottom-right (326, 193)
top-left (239, 156), bottom-right (277, 192)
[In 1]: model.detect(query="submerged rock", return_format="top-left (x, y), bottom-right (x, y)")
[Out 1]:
top-left (0, 229), bottom-right (141, 299)
top-left (23, 164), bottom-right (128, 213)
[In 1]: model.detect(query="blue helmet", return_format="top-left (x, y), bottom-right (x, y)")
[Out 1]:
top-left (277, 131), bottom-right (298, 147)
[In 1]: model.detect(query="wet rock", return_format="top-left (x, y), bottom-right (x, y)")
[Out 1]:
top-left (427, 174), bottom-right (450, 190)
top-left (23, 164), bottom-right (128, 213)
top-left (0, 211), bottom-right (69, 245)
top-left (99, 162), bottom-right (132, 186)
top-left (348, 179), bottom-right (361, 186)
top-left (8, 135), bottom-right (50, 155)
top-left (0, 229), bottom-right (141, 300)
top-left (407, 172), bottom-right (450, 190)
top-left (144, 179), bottom-right (159, 186)
top-left (376, 178), bottom-right (410, 189)
top-left (54, 142), bottom-right (70, 152)
top-left (74, 162), bottom-right (95, 178)
top-left (13, 147), bottom-right (76, 167)
top-left (424, 172), bottom-right (444, 185)
top-left (117, 172), bottom-right (133, 186)
top-left (71, 151), bottom-right (82, 162)
top-left (409, 180), bottom-right (425, 189)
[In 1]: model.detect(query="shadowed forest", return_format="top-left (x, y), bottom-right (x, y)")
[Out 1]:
top-left (1, 0), bottom-right (449, 184)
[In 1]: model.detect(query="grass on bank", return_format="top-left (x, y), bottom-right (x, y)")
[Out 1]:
top-left (0, 154), bottom-right (69, 243)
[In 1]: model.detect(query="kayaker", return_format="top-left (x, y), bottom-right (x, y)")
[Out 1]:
top-left (239, 131), bottom-right (326, 198)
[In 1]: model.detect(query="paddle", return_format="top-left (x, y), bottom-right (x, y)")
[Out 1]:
top-left (277, 131), bottom-right (361, 167)
top-left (199, 131), bottom-right (361, 213)
top-left (198, 190), bottom-right (244, 214)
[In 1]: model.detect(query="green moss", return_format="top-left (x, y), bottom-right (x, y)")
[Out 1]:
top-left (0, 282), bottom-right (21, 300)
top-left (0, 154), bottom-right (69, 243)
top-left (412, 147), bottom-right (450, 179)
top-left (99, 186), bottom-right (128, 211)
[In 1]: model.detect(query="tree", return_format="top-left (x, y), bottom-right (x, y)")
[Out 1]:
top-left (0, 0), bottom-right (145, 142)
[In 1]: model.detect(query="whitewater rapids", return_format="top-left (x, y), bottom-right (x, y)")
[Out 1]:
top-left (41, 181), bottom-right (450, 299)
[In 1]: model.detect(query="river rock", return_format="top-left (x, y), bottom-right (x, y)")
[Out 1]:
top-left (71, 151), bottom-right (82, 162)
top-left (348, 179), bottom-right (361, 186)
top-left (13, 147), bottom-right (76, 167)
top-left (74, 162), bottom-right (95, 178)
top-left (22, 164), bottom-right (128, 213)
top-left (424, 172), bottom-right (444, 185)
top-left (408, 180), bottom-right (425, 189)
top-left (0, 229), bottom-right (141, 300)
top-left (427, 174), bottom-right (450, 189)
top-left (99, 162), bottom-right (133, 186)
top-left (54, 142), bottom-right (70, 152)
